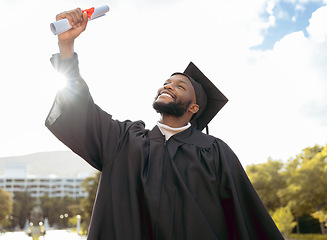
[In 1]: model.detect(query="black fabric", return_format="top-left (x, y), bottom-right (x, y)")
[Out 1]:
top-left (184, 62), bottom-right (228, 131)
top-left (45, 53), bottom-right (284, 240)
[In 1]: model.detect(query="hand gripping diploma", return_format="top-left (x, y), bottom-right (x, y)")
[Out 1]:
top-left (51, 5), bottom-right (109, 35)
top-left (55, 8), bottom-right (88, 60)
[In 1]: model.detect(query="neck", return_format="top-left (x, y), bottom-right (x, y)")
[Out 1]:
top-left (159, 114), bottom-right (191, 128)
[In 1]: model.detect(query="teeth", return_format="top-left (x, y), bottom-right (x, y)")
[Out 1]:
top-left (160, 93), bottom-right (172, 98)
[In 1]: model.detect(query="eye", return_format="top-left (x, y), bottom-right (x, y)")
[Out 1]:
top-left (178, 85), bottom-right (185, 90)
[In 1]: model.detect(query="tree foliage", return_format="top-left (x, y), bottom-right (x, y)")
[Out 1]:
top-left (247, 144), bottom-right (327, 234)
top-left (311, 211), bottom-right (327, 235)
top-left (279, 145), bottom-right (327, 217)
top-left (246, 159), bottom-right (286, 211)
top-left (12, 191), bottom-right (34, 229)
top-left (1, 172), bottom-right (101, 231)
top-left (40, 195), bottom-right (82, 228)
top-left (0, 188), bottom-right (13, 227)
top-left (272, 206), bottom-right (297, 237)
top-left (80, 171), bottom-right (100, 230)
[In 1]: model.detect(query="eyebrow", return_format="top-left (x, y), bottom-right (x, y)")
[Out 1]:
top-left (177, 80), bottom-right (188, 85)
top-left (165, 79), bottom-right (188, 86)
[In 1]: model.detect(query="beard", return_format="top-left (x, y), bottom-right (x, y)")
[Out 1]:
top-left (153, 98), bottom-right (192, 117)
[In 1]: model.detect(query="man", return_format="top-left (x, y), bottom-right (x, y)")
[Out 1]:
top-left (46, 8), bottom-right (284, 240)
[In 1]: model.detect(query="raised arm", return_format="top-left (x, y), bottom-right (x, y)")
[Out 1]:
top-left (56, 8), bottom-right (88, 59)
top-left (46, 8), bottom-right (133, 172)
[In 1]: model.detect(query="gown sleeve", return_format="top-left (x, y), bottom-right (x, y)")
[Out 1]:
top-left (216, 139), bottom-right (284, 240)
top-left (45, 53), bottom-right (131, 171)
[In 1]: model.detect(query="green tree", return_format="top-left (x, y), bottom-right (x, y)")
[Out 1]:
top-left (272, 206), bottom-right (297, 237)
top-left (40, 194), bottom-right (55, 226)
top-left (40, 195), bottom-right (81, 228)
top-left (0, 188), bottom-right (13, 228)
top-left (311, 210), bottom-right (327, 234)
top-left (278, 145), bottom-right (327, 234)
top-left (12, 191), bottom-right (34, 229)
top-left (246, 159), bottom-right (286, 211)
top-left (80, 171), bottom-right (100, 231)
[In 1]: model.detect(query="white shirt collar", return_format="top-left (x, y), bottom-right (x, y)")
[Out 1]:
top-left (157, 121), bottom-right (191, 141)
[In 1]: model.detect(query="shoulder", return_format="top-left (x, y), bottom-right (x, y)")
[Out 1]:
top-left (215, 138), bottom-right (234, 153)
top-left (118, 119), bottom-right (147, 132)
top-left (174, 126), bottom-right (217, 149)
top-left (128, 120), bottom-right (147, 133)
top-left (119, 120), bottom-right (150, 139)
top-left (190, 128), bottom-right (237, 157)
top-left (172, 126), bottom-right (237, 153)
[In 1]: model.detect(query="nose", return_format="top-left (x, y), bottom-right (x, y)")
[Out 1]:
top-left (164, 82), bottom-right (174, 91)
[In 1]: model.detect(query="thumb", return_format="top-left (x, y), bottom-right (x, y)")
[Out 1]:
top-left (80, 11), bottom-right (89, 30)
top-left (83, 11), bottom-right (89, 23)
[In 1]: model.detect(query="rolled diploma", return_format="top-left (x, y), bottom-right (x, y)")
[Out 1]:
top-left (90, 5), bottom-right (109, 20)
top-left (50, 5), bottom-right (110, 35)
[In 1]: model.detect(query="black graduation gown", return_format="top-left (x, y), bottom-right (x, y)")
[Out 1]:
top-left (46, 54), bottom-right (284, 240)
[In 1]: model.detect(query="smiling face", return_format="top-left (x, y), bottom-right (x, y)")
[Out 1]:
top-left (153, 74), bottom-right (199, 118)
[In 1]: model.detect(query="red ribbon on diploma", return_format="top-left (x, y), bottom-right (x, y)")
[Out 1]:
top-left (84, 7), bottom-right (95, 19)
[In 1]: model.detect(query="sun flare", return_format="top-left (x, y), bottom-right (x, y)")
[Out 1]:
top-left (51, 71), bottom-right (68, 91)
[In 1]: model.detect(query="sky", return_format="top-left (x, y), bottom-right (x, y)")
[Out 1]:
top-left (1, 0), bottom-right (327, 167)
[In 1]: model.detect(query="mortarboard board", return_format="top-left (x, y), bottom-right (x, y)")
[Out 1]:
top-left (172, 62), bottom-right (228, 132)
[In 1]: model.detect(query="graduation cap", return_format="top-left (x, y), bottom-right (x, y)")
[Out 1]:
top-left (172, 62), bottom-right (228, 132)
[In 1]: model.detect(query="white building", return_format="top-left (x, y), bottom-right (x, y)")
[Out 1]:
top-left (0, 163), bottom-right (88, 199)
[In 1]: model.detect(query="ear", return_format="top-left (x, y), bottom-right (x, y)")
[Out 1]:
top-left (188, 103), bottom-right (199, 114)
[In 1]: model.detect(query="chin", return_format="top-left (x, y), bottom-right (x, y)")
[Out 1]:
top-left (152, 100), bottom-right (165, 113)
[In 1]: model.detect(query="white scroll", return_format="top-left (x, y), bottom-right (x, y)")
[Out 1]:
top-left (50, 5), bottom-right (110, 35)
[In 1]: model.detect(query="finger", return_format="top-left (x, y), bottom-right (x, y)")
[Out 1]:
top-left (55, 12), bottom-right (75, 30)
top-left (71, 8), bottom-right (83, 25)
top-left (78, 9), bottom-right (85, 27)
top-left (56, 12), bottom-right (67, 21)
top-left (64, 12), bottom-right (77, 27)
top-left (82, 11), bottom-right (89, 27)
top-left (55, 8), bottom-right (83, 25)
top-left (75, 8), bottom-right (83, 20)
top-left (70, 11), bottom-right (79, 26)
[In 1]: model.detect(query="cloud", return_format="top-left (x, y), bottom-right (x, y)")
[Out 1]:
top-left (237, 4), bottom-right (327, 162)
top-left (247, 5), bottom-right (327, 125)
top-left (295, 4), bottom-right (305, 11)
top-left (301, 6), bottom-right (327, 124)
top-left (307, 5), bottom-right (327, 42)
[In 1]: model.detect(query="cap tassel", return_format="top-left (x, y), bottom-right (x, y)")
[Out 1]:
top-left (205, 126), bottom-right (209, 134)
